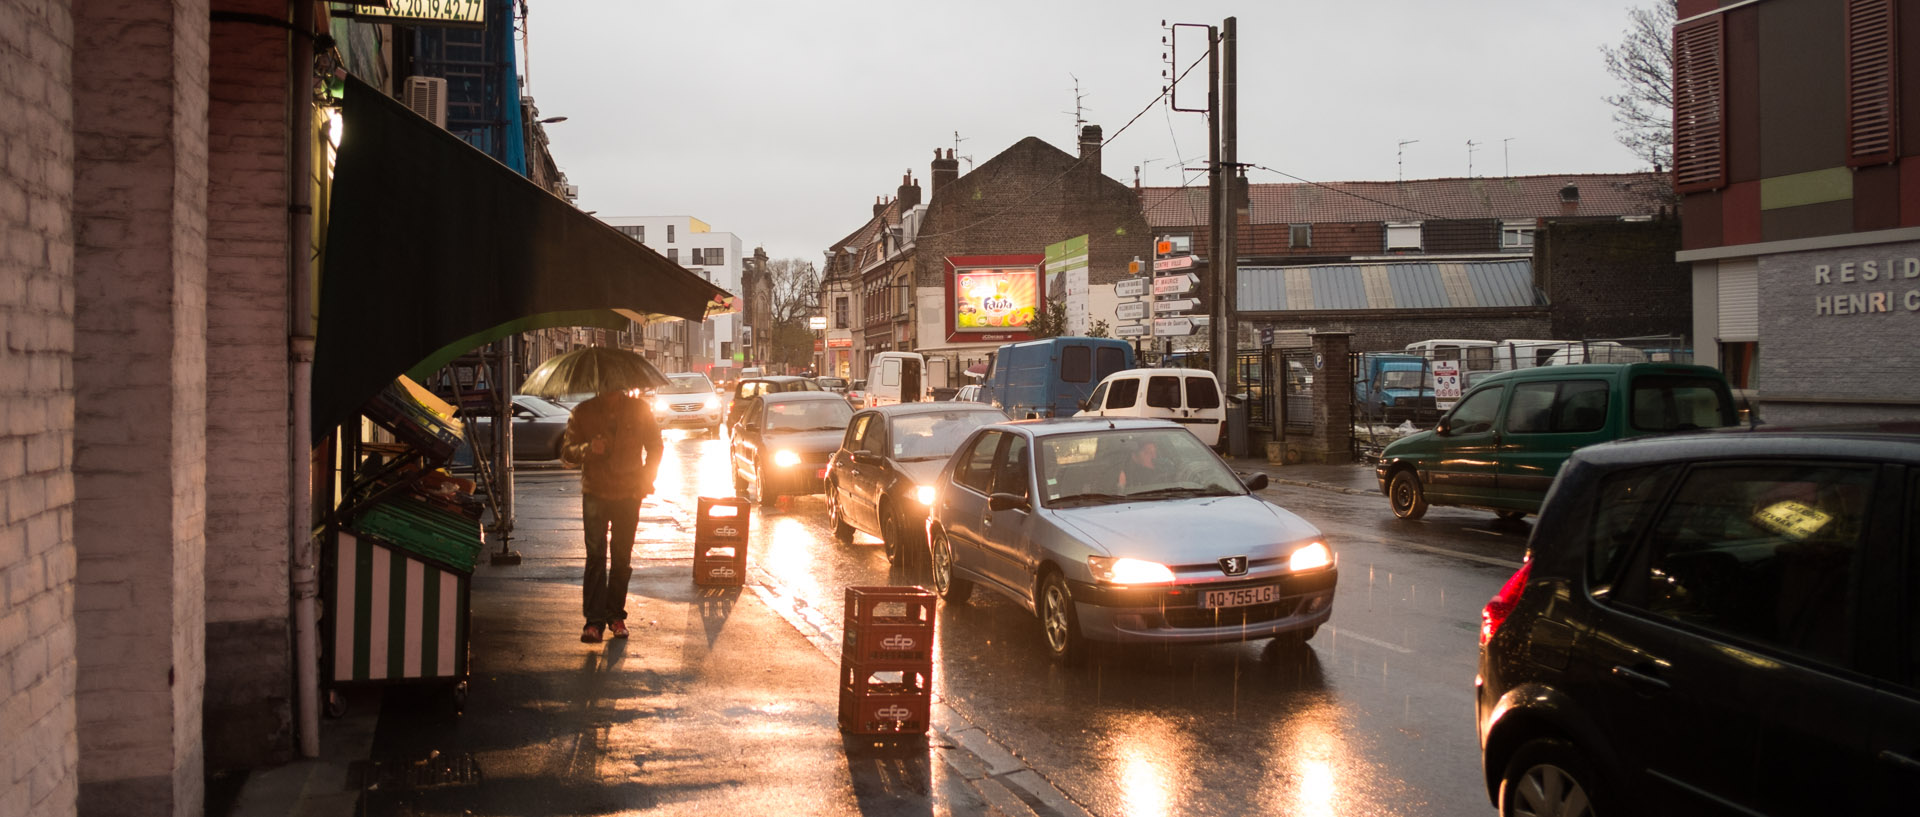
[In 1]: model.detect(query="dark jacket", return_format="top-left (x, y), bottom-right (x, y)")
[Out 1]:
top-left (560, 393), bottom-right (663, 500)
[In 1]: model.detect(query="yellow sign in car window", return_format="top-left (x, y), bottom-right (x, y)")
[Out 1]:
top-left (1753, 500), bottom-right (1832, 540)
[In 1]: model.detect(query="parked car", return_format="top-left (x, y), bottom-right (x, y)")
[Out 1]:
top-left (726, 375), bottom-right (823, 431)
top-left (927, 418), bottom-right (1335, 663)
top-left (1354, 352), bottom-right (1436, 423)
top-left (1075, 368), bottom-right (1225, 446)
top-left (1378, 363), bottom-right (1737, 521)
top-left (1476, 426), bottom-right (1920, 817)
top-left (824, 403), bottom-right (1008, 562)
top-left (464, 394), bottom-right (573, 462)
top-left (954, 383), bottom-right (982, 403)
top-left (650, 372), bottom-right (722, 434)
top-left (980, 336), bottom-right (1134, 419)
top-left (730, 392), bottom-right (854, 505)
top-left (844, 379), bottom-right (868, 407)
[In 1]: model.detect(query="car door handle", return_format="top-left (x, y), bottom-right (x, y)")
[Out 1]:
top-left (1609, 664), bottom-right (1670, 692)
top-left (1879, 751), bottom-right (1920, 774)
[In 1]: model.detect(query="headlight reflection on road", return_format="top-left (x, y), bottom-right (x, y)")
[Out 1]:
top-left (1107, 714), bottom-right (1184, 817)
top-left (758, 516), bottom-right (823, 603)
top-left (1267, 704), bottom-right (1370, 817)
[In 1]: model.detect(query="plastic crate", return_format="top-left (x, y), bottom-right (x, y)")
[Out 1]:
top-left (693, 497), bottom-right (751, 586)
top-left (693, 543), bottom-right (745, 586)
top-left (842, 619), bottom-right (933, 665)
top-left (843, 586), bottom-right (934, 629)
top-left (838, 661), bottom-right (932, 736)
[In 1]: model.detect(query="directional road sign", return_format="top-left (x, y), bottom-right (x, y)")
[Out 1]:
top-left (1115, 323), bottom-right (1149, 337)
top-left (1153, 297), bottom-right (1200, 315)
top-left (1153, 317), bottom-right (1199, 336)
top-left (1153, 273), bottom-right (1198, 295)
top-left (1114, 277), bottom-right (1148, 298)
top-left (1153, 255), bottom-right (1197, 272)
top-left (1115, 301), bottom-right (1148, 320)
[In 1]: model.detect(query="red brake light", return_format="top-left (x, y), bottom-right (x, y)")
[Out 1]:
top-left (1480, 559), bottom-right (1532, 647)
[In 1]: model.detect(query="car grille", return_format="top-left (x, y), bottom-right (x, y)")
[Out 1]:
top-left (670, 402), bottom-right (704, 412)
top-left (1162, 598), bottom-right (1300, 629)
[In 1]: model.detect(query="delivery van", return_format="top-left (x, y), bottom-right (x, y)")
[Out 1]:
top-left (864, 351), bottom-right (933, 407)
top-left (980, 337), bottom-right (1134, 419)
top-left (1077, 367), bottom-right (1225, 445)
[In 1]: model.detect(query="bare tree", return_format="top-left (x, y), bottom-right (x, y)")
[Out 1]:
top-left (1600, 0), bottom-right (1677, 172)
top-left (766, 258), bottom-right (820, 323)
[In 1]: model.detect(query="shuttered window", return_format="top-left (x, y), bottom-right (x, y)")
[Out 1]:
top-left (1716, 259), bottom-right (1759, 342)
top-left (1847, 0), bottom-right (1899, 166)
top-left (1674, 16), bottom-right (1727, 193)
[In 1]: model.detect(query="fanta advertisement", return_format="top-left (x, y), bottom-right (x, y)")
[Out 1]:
top-left (953, 268), bottom-right (1037, 332)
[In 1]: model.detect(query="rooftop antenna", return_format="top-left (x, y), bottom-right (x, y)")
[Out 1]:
top-left (1397, 139), bottom-right (1419, 182)
top-left (1467, 139), bottom-right (1481, 177)
top-left (1065, 73), bottom-right (1090, 136)
top-left (1503, 137), bottom-right (1515, 177)
top-left (952, 130), bottom-right (974, 171)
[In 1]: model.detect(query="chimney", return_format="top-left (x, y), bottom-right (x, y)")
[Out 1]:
top-left (873, 195), bottom-right (887, 219)
top-left (931, 148), bottom-right (959, 194)
top-left (1559, 183), bottom-right (1580, 202)
top-left (897, 171), bottom-right (921, 211)
top-left (1078, 125), bottom-right (1103, 176)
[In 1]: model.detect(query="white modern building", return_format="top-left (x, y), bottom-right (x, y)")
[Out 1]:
top-left (604, 216), bottom-right (744, 377)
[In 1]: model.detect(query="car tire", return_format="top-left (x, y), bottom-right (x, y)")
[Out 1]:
top-left (878, 501), bottom-right (907, 565)
top-left (732, 458), bottom-right (749, 498)
top-left (1038, 572), bottom-right (1088, 665)
top-left (929, 528), bottom-right (972, 603)
top-left (1499, 738), bottom-right (1603, 817)
top-left (1389, 469), bottom-right (1428, 520)
top-left (753, 463), bottom-right (778, 507)
top-left (825, 483), bottom-right (855, 545)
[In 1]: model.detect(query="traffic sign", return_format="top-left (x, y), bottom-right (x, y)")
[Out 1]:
top-left (1115, 277), bottom-right (1148, 298)
top-left (1153, 273), bottom-right (1197, 295)
top-left (1153, 255), bottom-right (1196, 272)
top-left (1261, 327), bottom-right (1274, 347)
top-left (1115, 323), bottom-right (1149, 337)
top-left (1152, 297), bottom-right (1200, 315)
top-left (1433, 359), bottom-right (1462, 410)
top-left (1115, 301), bottom-right (1148, 320)
top-left (1153, 317), bottom-right (1198, 336)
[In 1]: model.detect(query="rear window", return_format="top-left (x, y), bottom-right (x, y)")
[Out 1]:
top-left (1630, 375), bottom-right (1734, 431)
top-left (1186, 376), bottom-right (1221, 409)
top-left (1096, 347), bottom-right (1127, 380)
top-left (1146, 376), bottom-right (1182, 408)
top-left (1061, 346), bottom-right (1092, 383)
top-left (1507, 380), bottom-right (1609, 434)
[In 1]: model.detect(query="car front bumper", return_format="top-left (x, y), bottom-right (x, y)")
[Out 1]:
top-left (1068, 567), bottom-right (1337, 645)
top-left (655, 405), bottom-right (723, 427)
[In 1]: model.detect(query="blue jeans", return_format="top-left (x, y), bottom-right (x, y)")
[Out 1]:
top-left (582, 494), bottom-right (641, 625)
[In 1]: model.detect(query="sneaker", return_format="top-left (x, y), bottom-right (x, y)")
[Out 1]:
top-left (608, 620), bottom-right (629, 639)
top-left (581, 624), bottom-right (603, 644)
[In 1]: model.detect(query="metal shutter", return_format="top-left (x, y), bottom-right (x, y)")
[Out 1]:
top-left (1717, 260), bottom-right (1759, 342)
top-left (1847, 0), bottom-right (1898, 166)
top-left (1674, 17), bottom-right (1727, 192)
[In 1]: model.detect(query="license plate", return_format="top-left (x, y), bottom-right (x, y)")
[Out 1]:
top-left (1201, 584), bottom-right (1279, 609)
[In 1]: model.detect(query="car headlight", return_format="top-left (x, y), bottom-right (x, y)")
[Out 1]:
top-left (1289, 542), bottom-right (1332, 572)
top-left (703, 395), bottom-right (720, 410)
top-left (772, 449), bottom-right (801, 467)
top-left (914, 484), bottom-right (937, 506)
top-left (652, 397), bottom-right (672, 412)
top-left (1087, 555), bottom-right (1175, 585)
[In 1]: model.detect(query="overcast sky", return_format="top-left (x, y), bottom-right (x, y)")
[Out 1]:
top-left (527, 0), bottom-right (1656, 269)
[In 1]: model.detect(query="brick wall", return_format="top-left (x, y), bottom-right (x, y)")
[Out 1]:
top-left (203, 0), bottom-right (293, 768)
top-left (1537, 219), bottom-right (1691, 342)
top-left (70, 2), bottom-right (209, 815)
top-left (0, 2), bottom-right (79, 816)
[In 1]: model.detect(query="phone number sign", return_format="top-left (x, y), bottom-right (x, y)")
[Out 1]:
top-left (350, 1), bottom-right (486, 27)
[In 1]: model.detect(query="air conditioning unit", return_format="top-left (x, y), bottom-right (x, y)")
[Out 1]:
top-left (403, 76), bottom-right (448, 129)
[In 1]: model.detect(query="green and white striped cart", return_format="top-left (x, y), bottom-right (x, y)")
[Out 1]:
top-left (324, 495), bottom-right (483, 711)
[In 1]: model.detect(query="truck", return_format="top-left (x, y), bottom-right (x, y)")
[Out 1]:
top-left (979, 337), bottom-right (1134, 419)
top-left (1354, 352), bottom-right (1437, 422)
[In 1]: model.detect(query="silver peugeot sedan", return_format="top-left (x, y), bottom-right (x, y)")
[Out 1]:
top-left (927, 418), bottom-right (1336, 663)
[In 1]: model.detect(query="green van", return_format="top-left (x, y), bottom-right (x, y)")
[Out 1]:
top-left (1375, 363), bottom-right (1738, 520)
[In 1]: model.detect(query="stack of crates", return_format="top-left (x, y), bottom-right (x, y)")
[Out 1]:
top-left (692, 497), bottom-right (750, 586)
top-left (839, 586), bottom-right (935, 735)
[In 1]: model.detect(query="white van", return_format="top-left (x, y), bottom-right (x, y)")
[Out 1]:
top-left (865, 351), bottom-right (933, 407)
top-left (1076, 368), bottom-right (1226, 446)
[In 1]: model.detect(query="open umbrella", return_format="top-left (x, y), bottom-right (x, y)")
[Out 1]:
top-left (519, 347), bottom-right (668, 398)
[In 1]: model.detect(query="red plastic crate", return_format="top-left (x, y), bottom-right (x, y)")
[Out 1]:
top-left (843, 586), bottom-right (933, 628)
top-left (842, 620), bottom-right (934, 665)
top-left (841, 662), bottom-right (932, 696)
top-left (693, 497), bottom-right (751, 586)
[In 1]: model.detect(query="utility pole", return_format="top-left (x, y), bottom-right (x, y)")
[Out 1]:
top-left (1215, 16), bottom-right (1240, 456)
top-left (1205, 23), bottom-right (1220, 381)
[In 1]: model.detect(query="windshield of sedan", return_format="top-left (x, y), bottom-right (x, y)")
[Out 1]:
top-left (891, 410), bottom-right (1005, 461)
top-left (660, 374), bottom-right (713, 394)
top-left (765, 399), bottom-right (852, 432)
top-left (1037, 428), bottom-right (1246, 507)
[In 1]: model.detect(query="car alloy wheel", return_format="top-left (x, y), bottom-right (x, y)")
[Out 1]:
top-left (929, 529), bottom-right (971, 603)
top-left (1500, 739), bottom-right (1600, 817)
top-left (1390, 469), bottom-right (1428, 520)
top-left (825, 483), bottom-right (854, 544)
top-left (1038, 572), bottom-right (1087, 664)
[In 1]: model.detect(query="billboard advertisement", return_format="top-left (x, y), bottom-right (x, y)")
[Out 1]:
top-left (945, 254), bottom-right (1045, 343)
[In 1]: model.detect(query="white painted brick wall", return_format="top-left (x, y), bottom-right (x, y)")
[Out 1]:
top-left (0, 3), bottom-right (78, 817)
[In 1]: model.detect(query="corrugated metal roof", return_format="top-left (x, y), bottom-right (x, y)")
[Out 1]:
top-left (1142, 172), bottom-right (1666, 228)
top-left (1237, 258), bottom-right (1541, 311)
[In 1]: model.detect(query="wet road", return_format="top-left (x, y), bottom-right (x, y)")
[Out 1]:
top-left (653, 428), bottom-right (1528, 817)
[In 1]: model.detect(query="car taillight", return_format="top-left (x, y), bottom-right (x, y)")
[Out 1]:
top-left (1480, 559), bottom-right (1532, 647)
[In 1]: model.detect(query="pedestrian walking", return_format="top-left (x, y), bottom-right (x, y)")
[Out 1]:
top-left (560, 389), bottom-right (663, 643)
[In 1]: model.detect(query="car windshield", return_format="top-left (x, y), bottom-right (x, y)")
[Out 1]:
top-left (817, 377), bottom-right (847, 388)
top-left (777, 380), bottom-right (823, 392)
top-left (1630, 375), bottom-right (1736, 431)
top-left (765, 399), bottom-right (852, 432)
top-left (890, 410), bottom-right (1006, 461)
top-left (1380, 368), bottom-right (1433, 389)
top-left (1037, 428), bottom-right (1246, 507)
top-left (660, 374), bottom-right (713, 394)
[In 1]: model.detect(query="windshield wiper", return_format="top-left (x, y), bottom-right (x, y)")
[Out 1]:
top-left (1048, 492), bottom-right (1128, 507)
top-left (1127, 486), bottom-right (1235, 500)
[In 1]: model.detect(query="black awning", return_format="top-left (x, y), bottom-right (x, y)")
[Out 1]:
top-left (313, 75), bottom-right (727, 442)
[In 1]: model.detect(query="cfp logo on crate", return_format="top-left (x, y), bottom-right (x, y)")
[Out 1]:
top-left (706, 566), bottom-right (737, 579)
top-left (712, 525), bottom-right (740, 538)
top-left (880, 634), bottom-right (917, 651)
top-left (875, 706), bottom-right (913, 721)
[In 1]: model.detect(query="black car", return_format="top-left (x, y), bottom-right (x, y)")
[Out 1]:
top-left (726, 375), bottom-right (823, 431)
top-left (1477, 427), bottom-right (1920, 817)
top-left (730, 392), bottom-right (853, 506)
top-left (824, 402), bottom-right (1008, 562)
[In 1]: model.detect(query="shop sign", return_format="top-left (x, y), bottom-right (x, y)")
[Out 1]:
top-left (348, 1), bottom-right (486, 26)
top-left (826, 337), bottom-right (853, 348)
top-left (1809, 258), bottom-right (1920, 317)
top-left (953, 267), bottom-right (1038, 332)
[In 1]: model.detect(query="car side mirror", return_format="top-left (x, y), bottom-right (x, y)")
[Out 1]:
top-left (852, 451), bottom-right (882, 466)
top-left (1241, 473), bottom-right (1269, 491)
top-left (988, 492), bottom-right (1030, 512)
top-left (1435, 417), bottom-right (1452, 436)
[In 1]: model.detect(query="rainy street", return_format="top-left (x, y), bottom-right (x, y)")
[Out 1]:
top-left (637, 426), bottom-right (1529, 817)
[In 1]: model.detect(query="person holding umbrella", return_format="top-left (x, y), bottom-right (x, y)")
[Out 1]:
top-left (525, 348), bottom-right (667, 644)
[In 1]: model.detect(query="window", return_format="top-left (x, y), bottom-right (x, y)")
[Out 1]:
top-left (1186, 376), bottom-right (1221, 409)
top-left (1386, 222), bottom-right (1423, 251)
top-left (954, 432), bottom-right (1002, 494)
top-left (1096, 347), bottom-right (1127, 380)
top-left (1720, 341), bottom-right (1757, 390)
top-left (667, 224), bottom-right (676, 242)
top-left (1106, 378), bottom-right (1140, 409)
top-left (1146, 376), bottom-right (1182, 409)
top-left (1673, 15), bottom-right (1727, 191)
top-left (1085, 383), bottom-right (1108, 412)
top-left (1627, 463), bottom-right (1873, 667)
top-left (690, 248), bottom-right (704, 265)
top-left (1288, 224), bottom-right (1312, 248)
top-left (1847, 0), bottom-right (1898, 166)
top-left (616, 225), bottom-right (644, 242)
top-left (844, 415), bottom-right (872, 452)
top-left (1586, 465), bottom-right (1680, 596)
top-left (667, 248), bottom-right (679, 263)
top-left (993, 436), bottom-right (1030, 498)
top-left (1446, 386), bottom-right (1504, 435)
top-left (707, 247), bottom-right (725, 265)
top-left (1630, 375), bottom-right (1735, 431)
top-left (1501, 221), bottom-right (1535, 249)
top-left (1505, 380), bottom-right (1608, 434)
top-left (834, 297), bottom-right (849, 330)
top-left (1060, 346), bottom-right (1092, 383)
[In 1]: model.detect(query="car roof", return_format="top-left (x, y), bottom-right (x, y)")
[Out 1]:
top-left (859, 402), bottom-right (1004, 417)
top-left (746, 375), bottom-right (812, 384)
top-left (757, 390), bottom-right (847, 403)
top-left (1575, 424), bottom-right (1920, 469)
top-left (1472, 361), bottom-right (1724, 385)
top-left (1103, 367), bottom-right (1214, 378)
top-left (984, 417), bottom-right (1183, 437)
